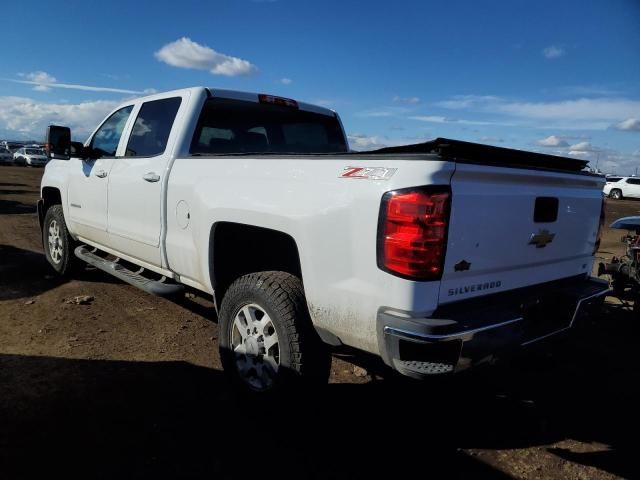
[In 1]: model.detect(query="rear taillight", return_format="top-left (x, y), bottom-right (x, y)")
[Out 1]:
top-left (594, 195), bottom-right (606, 254)
top-left (378, 187), bottom-right (451, 280)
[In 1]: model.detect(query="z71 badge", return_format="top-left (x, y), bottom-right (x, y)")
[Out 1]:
top-left (340, 167), bottom-right (397, 180)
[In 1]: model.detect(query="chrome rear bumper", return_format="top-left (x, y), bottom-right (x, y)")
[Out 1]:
top-left (378, 277), bottom-right (609, 379)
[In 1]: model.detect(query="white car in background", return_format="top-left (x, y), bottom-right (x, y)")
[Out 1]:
top-left (13, 147), bottom-right (48, 167)
top-left (603, 176), bottom-right (640, 199)
top-left (0, 147), bottom-right (13, 164)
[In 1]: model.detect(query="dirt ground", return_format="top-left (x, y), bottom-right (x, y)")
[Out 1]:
top-left (1, 165), bottom-right (638, 479)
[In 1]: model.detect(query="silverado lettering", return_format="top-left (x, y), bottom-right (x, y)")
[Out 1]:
top-left (448, 281), bottom-right (502, 297)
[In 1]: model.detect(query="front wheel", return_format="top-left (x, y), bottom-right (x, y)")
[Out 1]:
top-left (609, 189), bottom-right (622, 200)
top-left (218, 271), bottom-right (331, 394)
top-left (43, 205), bottom-right (81, 275)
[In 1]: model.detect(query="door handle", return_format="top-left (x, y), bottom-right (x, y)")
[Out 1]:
top-left (95, 169), bottom-right (108, 178)
top-left (143, 172), bottom-right (161, 183)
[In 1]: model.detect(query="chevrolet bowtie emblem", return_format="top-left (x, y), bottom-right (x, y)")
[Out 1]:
top-left (529, 229), bottom-right (555, 248)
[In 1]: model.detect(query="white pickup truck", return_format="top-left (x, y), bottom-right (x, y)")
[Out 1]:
top-left (40, 86), bottom-right (609, 393)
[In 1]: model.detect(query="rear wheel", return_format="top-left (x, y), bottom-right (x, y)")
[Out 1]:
top-left (610, 189), bottom-right (622, 199)
top-left (43, 205), bottom-right (81, 275)
top-left (218, 271), bottom-right (331, 394)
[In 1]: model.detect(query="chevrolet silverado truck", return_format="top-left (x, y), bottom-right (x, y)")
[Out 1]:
top-left (40, 86), bottom-right (609, 393)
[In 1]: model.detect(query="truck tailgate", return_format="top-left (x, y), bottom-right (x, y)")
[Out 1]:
top-left (439, 163), bottom-right (604, 304)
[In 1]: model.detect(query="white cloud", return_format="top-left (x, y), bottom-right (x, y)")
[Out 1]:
top-left (280, 77), bottom-right (292, 85)
top-left (348, 134), bottom-right (385, 150)
top-left (436, 94), bottom-right (640, 130)
top-left (435, 95), bottom-right (500, 109)
top-left (553, 85), bottom-right (623, 97)
top-left (8, 72), bottom-right (150, 95)
top-left (537, 135), bottom-right (569, 147)
top-left (154, 37), bottom-right (257, 76)
top-left (347, 133), bottom-right (439, 151)
top-left (409, 115), bottom-right (513, 126)
top-left (497, 98), bottom-right (640, 122)
top-left (19, 81), bottom-right (145, 94)
top-left (362, 111), bottom-right (395, 118)
top-left (0, 96), bottom-right (120, 140)
top-left (569, 141), bottom-right (598, 152)
top-left (613, 118), bottom-right (640, 131)
top-left (393, 96), bottom-right (420, 105)
top-left (543, 45), bottom-right (565, 59)
top-left (409, 115), bottom-right (454, 123)
top-left (533, 144), bottom-right (635, 174)
top-left (25, 71), bottom-right (56, 92)
top-left (26, 71), bottom-right (56, 84)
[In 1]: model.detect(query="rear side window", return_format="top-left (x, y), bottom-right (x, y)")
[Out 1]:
top-left (126, 97), bottom-right (182, 157)
top-left (627, 178), bottom-right (640, 185)
top-left (190, 97), bottom-right (347, 154)
top-left (607, 177), bottom-right (622, 183)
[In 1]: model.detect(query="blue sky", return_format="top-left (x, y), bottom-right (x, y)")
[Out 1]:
top-left (1, 0), bottom-right (639, 173)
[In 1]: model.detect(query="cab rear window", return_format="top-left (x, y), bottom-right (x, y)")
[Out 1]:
top-left (190, 97), bottom-right (347, 155)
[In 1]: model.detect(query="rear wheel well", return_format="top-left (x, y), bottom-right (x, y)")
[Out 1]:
top-left (210, 222), bottom-right (302, 307)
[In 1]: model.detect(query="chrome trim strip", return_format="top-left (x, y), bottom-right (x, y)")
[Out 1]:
top-left (520, 326), bottom-right (571, 346)
top-left (569, 287), bottom-right (610, 328)
top-left (521, 286), bottom-right (610, 346)
top-left (383, 316), bottom-right (524, 343)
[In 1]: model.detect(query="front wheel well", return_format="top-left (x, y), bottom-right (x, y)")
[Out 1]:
top-left (42, 186), bottom-right (62, 209)
top-left (210, 222), bottom-right (303, 307)
top-left (39, 187), bottom-right (62, 230)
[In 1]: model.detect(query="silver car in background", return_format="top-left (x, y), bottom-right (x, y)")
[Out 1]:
top-left (13, 147), bottom-right (48, 167)
top-left (0, 147), bottom-right (13, 164)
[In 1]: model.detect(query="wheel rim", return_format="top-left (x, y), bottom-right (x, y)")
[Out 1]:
top-left (614, 191), bottom-right (621, 199)
top-left (47, 219), bottom-right (63, 264)
top-left (230, 303), bottom-right (280, 391)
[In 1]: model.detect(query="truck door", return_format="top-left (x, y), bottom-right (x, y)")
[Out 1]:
top-left (66, 105), bottom-right (133, 244)
top-left (106, 95), bottom-right (185, 267)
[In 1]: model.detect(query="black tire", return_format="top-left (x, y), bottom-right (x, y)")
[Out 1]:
top-left (609, 189), bottom-right (622, 200)
top-left (219, 271), bottom-right (331, 395)
top-left (42, 205), bottom-right (81, 275)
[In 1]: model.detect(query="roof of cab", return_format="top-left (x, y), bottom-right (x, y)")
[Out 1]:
top-left (129, 86), bottom-right (336, 117)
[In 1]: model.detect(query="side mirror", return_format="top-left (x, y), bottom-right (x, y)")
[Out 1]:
top-left (45, 125), bottom-right (71, 160)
